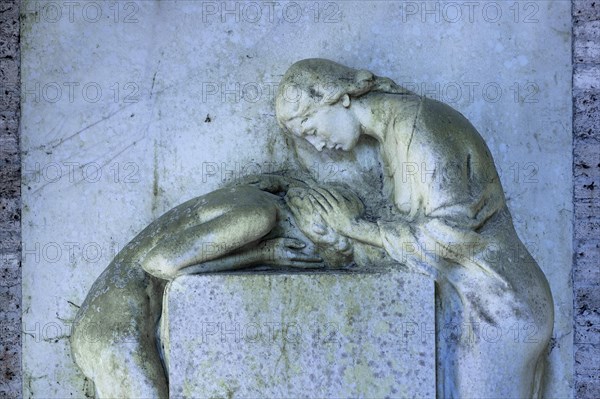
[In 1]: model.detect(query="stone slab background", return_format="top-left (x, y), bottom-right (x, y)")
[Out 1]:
top-left (0, 0), bottom-right (596, 398)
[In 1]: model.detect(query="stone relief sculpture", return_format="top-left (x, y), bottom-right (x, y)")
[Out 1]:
top-left (71, 58), bottom-right (554, 399)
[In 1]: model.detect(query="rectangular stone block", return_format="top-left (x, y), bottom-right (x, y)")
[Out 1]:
top-left (166, 269), bottom-right (435, 399)
top-left (574, 65), bottom-right (600, 91)
top-left (573, 240), bottom-right (600, 287)
top-left (573, 91), bottom-right (600, 139)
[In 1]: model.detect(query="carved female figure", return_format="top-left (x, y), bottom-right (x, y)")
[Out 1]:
top-left (70, 176), bottom-right (367, 398)
top-left (275, 58), bottom-right (554, 398)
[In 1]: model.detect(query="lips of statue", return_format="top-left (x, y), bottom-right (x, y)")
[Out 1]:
top-left (297, 103), bottom-right (361, 152)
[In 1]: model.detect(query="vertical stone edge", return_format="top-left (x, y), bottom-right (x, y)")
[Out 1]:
top-left (572, 1), bottom-right (600, 398)
top-left (0, 0), bottom-right (21, 398)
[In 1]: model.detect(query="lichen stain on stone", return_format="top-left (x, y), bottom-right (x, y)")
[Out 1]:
top-left (54, 364), bottom-right (95, 399)
top-left (19, 1), bottom-right (37, 40)
top-left (152, 140), bottom-right (159, 217)
top-left (265, 132), bottom-right (276, 161)
top-left (342, 360), bottom-right (387, 397)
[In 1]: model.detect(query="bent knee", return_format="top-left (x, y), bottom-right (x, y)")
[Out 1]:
top-left (228, 202), bottom-right (277, 238)
top-left (79, 341), bottom-right (167, 398)
top-left (71, 312), bottom-right (152, 364)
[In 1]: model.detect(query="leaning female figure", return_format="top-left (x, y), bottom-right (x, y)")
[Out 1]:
top-left (275, 59), bottom-right (554, 399)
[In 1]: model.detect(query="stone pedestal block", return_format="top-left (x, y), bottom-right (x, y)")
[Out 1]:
top-left (166, 269), bottom-right (435, 399)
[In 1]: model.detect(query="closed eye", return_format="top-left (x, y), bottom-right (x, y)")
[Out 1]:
top-left (300, 118), bottom-right (316, 136)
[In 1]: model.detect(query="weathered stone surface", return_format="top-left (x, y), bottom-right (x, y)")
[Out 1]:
top-left (574, 65), bottom-right (600, 91)
top-left (0, 1), bottom-right (19, 59)
top-left (0, 253), bottom-right (20, 289)
top-left (0, 0), bottom-right (20, 397)
top-left (574, 344), bottom-right (600, 379)
top-left (0, 195), bottom-right (19, 232)
top-left (573, 0), bottom-right (600, 394)
top-left (0, 285), bottom-right (19, 313)
top-left (574, 91), bottom-right (600, 140)
top-left (0, 310), bottom-right (20, 398)
top-left (167, 270), bottom-right (435, 399)
top-left (573, 216), bottom-right (600, 242)
top-left (575, 200), bottom-right (600, 227)
top-left (574, 173), bottom-right (598, 201)
top-left (574, 137), bottom-right (600, 172)
top-left (574, 20), bottom-right (600, 64)
top-left (573, 240), bottom-right (600, 287)
top-left (0, 230), bottom-right (19, 256)
top-left (575, 376), bottom-right (600, 399)
top-left (0, 86), bottom-right (18, 113)
top-left (573, 0), bottom-right (600, 23)
top-left (574, 286), bottom-right (600, 346)
top-left (0, 57), bottom-right (18, 86)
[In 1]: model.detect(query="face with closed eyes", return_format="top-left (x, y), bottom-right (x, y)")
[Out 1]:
top-left (287, 102), bottom-right (362, 152)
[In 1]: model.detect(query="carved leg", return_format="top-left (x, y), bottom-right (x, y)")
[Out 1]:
top-left (531, 352), bottom-right (547, 399)
top-left (71, 269), bottom-right (168, 398)
top-left (142, 202), bottom-right (278, 279)
top-left (87, 336), bottom-right (168, 399)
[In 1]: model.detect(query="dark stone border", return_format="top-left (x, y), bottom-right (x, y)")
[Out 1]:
top-left (573, 1), bottom-right (600, 398)
top-left (0, 0), bottom-right (21, 398)
top-left (0, 1), bottom-right (598, 398)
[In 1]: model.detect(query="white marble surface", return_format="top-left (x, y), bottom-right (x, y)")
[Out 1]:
top-left (20, 1), bottom-right (573, 397)
top-left (167, 270), bottom-right (435, 399)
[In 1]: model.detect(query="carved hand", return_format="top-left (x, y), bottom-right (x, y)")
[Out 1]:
top-left (308, 187), bottom-right (363, 236)
top-left (234, 174), bottom-right (308, 194)
top-left (260, 238), bottom-right (324, 269)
